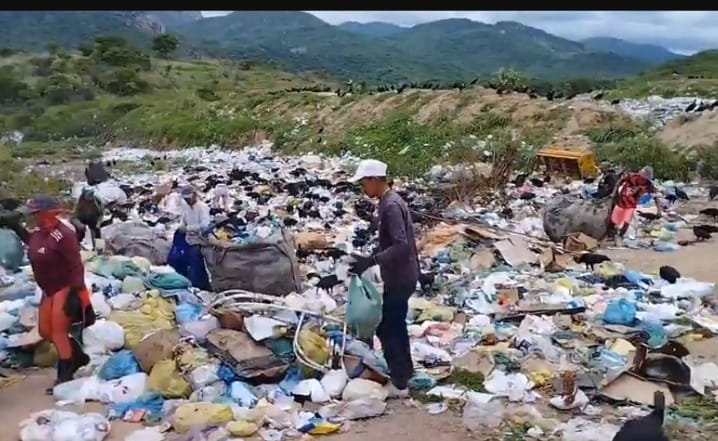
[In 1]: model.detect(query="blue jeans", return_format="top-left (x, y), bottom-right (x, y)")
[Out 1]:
top-left (375, 284), bottom-right (415, 389)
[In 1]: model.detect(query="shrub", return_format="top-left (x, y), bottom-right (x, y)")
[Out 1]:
top-left (97, 68), bottom-right (150, 96)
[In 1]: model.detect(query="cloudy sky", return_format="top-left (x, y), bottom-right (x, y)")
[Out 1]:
top-left (200, 11), bottom-right (718, 54)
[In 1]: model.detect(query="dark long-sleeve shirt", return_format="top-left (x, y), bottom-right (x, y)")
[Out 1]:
top-left (26, 222), bottom-right (85, 295)
top-left (374, 190), bottom-right (419, 291)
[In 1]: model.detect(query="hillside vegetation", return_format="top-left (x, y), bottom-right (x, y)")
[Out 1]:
top-left (0, 11), bottom-right (663, 83)
top-left (2, 34), bottom-right (718, 200)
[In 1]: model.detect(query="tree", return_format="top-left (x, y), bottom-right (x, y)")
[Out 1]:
top-left (152, 34), bottom-right (179, 58)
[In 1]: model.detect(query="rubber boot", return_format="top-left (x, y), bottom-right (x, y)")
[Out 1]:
top-left (46, 360), bottom-right (70, 395)
top-left (67, 336), bottom-right (90, 379)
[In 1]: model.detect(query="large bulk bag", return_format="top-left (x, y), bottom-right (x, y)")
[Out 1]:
top-left (0, 228), bottom-right (24, 273)
top-left (192, 229), bottom-right (301, 296)
top-left (543, 195), bottom-right (613, 243)
top-left (103, 221), bottom-right (171, 265)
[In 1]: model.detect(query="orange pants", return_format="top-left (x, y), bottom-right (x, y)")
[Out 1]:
top-left (38, 287), bottom-right (91, 360)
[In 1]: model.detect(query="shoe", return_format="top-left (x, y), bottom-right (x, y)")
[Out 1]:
top-left (386, 383), bottom-right (410, 399)
top-left (67, 337), bottom-right (90, 379)
top-left (46, 359), bottom-right (71, 395)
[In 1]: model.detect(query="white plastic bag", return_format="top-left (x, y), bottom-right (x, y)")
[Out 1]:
top-left (187, 363), bottom-right (220, 389)
top-left (660, 281), bottom-right (715, 299)
top-left (108, 294), bottom-right (139, 310)
top-left (244, 316), bottom-right (285, 341)
top-left (484, 371), bottom-right (534, 402)
top-left (99, 372), bottom-right (147, 404)
top-left (83, 320), bottom-right (125, 353)
top-left (342, 379), bottom-right (388, 402)
top-left (230, 381), bottom-right (258, 407)
top-left (53, 376), bottom-right (103, 404)
top-left (462, 397), bottom-right (503, 430)
top-left (124, 427), bottom-right (164, 441)
top-left (0, 311), bottom-right (16, 332)
top-left (293, 379), bottom-right (330, 403)
top-left (179, 317), bottom-right (219, 343)
top-left (19, 409), bottom-right (110, 441)
top-left (90, 293), bottom-right (111, 319)
top-left (320, 369), bottom-right (348, 398)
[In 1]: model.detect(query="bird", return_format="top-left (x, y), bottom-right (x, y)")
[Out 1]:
top-left (693, 225), bottom-right (713, 241)
top-left (501, 207), bottom-right (514, 219)
top-left (511, 173), bottom-right (528, 187)
top-left (637, 212), bottom-right (661, 221)
top-left (673, 187), bottom-right (689, 201)
top-left (611, 391), bottom-right (668, 441)
top-left (610, 99), bottom-right (621, 105)
top-left (315, 274), bottom-right (342, 293)
top-left (418, 272), bottom-right (436, 292)
top-left (700, 208), bottom-right (718, 220)
top-left (709, 185), bottom-right (718, 200)
top-left (685, 100), bottom-right (697, 112)
top-left (519, 192), bottom-right (536, 200)
top-left (529, 177), bottom-right (547, 187)
top-left (696, 224), bottom-right (718, 233)
top-left (593, 91), bottom-right (605, 100)
top-left (659, 265), bottom-right (681, 284)
top-left (574, 253), bottom-right (611, 271)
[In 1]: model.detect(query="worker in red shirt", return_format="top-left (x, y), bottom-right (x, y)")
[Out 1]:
top-left (611, 166), bottom-right (662, 246)
top-left (9, 196), bottom-right (95, 393)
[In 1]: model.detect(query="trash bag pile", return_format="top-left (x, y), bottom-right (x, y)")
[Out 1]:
top-left (3, 144), bottom-right (718, 441)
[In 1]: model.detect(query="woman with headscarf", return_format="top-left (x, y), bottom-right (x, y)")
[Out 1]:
top-left (7, 196), bottom-right (95, 393)
top-left (611, 166), bottom-right (662, 245)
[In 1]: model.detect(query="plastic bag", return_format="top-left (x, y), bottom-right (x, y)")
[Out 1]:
top-left (99, 350), bottom-right (141, 381)
top-left (82, 320), bottom-right (125, 353)
top-left (180, 317), bottom-right (219, 343)
top-left (187, 363), bottom-right (221, 389)
top-left (297, 329), bottom-right (329, 367)
top-left (603, 298), bottom-right (637, 325)
top-left (108, 392), bottom-right (165, 423)
top-left (110, 294), bottom-right (175, 348)
top-left (148, 360), bottom-right (191, 398)
top-left (0, 228), bottom-right (24, 273)
top-left (90, 293), bottom-right (111, 319)
top-left (172, 403), bottom-right (234, 434)
top-left (227, 420), bottom-right (259, 437)
top-left (176, 303), bottom-right (203, 325)
top-left (230, 381), bottom-right (258, 407)
top-left (190, 381), bottom-right (228, 402)
top-left (98, 372), bottom-right (148, 404)
top-left (19, 410), bottom-right (111, 441)
top-left (660, 281), bottom-right (715, 299)
top-left (342, 378), bottom-right (388, 402)
top-left (123, 427), bottom-right (165, 441)
top-left (462, 397), bottom-right (503, 430)
top-left (293, 379), bottom-right (330, 403)
top-left (320, 369), bottom-right (348, 398)
top-left (53, 376), bottom-right (103, 403)
top-left (345, 275), bottom-right (383, 340)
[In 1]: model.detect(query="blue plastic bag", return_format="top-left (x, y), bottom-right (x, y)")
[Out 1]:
top-left (603, 298), bottom-right (637, 325)
top-left (639, 321), bottom-right (668, 348)
top-left (108, 392), bottom-right (164, 422)
top-left (230, 381), bottom-right (258, 407)
top-left (99, 349), bottom-right (141, 380)
top-left (346, 275), bottom-right (383, 341)
top-left (166, 230), bottom-right (210, 291)
top-left (176, 302), bottom-right (203, 325)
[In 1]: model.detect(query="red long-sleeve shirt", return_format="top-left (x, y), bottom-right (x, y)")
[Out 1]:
top-left (27, 222), bottom-right (85, 295)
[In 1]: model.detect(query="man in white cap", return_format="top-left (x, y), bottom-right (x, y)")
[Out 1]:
top-left (178, 185), bottom-right (211, 233)
top-left (348, 159), bottom-right (418, 398)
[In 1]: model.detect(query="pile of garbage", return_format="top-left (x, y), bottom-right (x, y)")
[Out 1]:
top-left (2, 144), bottom-right (718, 441)
top-left (618, 95), bottom-right (718, 128)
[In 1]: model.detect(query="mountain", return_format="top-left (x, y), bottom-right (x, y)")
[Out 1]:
top-left (177, 13), bottom-right (650, 81)
top-left (581, 37), bottom-right (683, 64)
top-left (174, 11), bottom-right (453, 83)
top-left (1, 11), bottom-right (655, 82)
top-left (337, 21), bottom-right (405, 37)
top-left (143, 11), bottom-right (202, 30)
top-left (0, 11), bottom-right (160, 50)
top-left (641, 49), bottom-right (718, 79)
top-left (384, 19), bottom-right (648, 79)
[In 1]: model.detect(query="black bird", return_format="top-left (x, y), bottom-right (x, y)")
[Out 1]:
top-left (693, 225), bottom-right (713, 241)
top-left (673, 187), bottom-right (689, 200)
top-left (709, 185), bottom-right (718, 200)
top-left (700, 208), bottom-right (718, 220)
top-left (323, 248), bottom-right (347, 260)
top-left (611, 391), bottom-right (667, 441)
top-left (501, 207), bottom-right (514, 220)
top-left (659, 265), bottom-right (681, 284)
top-left (418, 272), bottom-right (436, 291)
top-left (511, 173), bottom-right (528, 187)
top-left (283, 217), bottom-right (299, 227)
top-left (592, 91), bottom-right (605, 100)
top-left (637, 212), bottom-right (661, 221)
top-left (519, 192), bottom-right (536, 200)
top-left (696, 224), bottom-right (718, 233)
top-left (529, 177), bottom-right (545, 187)
top-left (316, 274), bottom-right (342, 293)
top-left (685, 100), bottom-right (697, 112)
top-left (610, 98), bottom-right (621, 105)
top-left (574, 253), bottom-right (611, 270)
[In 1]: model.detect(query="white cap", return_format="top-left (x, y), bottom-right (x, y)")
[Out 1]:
top-left (350, 159), bottom-right (388, 182)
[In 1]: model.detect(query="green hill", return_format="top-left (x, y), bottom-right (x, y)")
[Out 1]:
top-left (0, 11), bottom-right (657, 83)
top-left (581, 37), bottom-right (683, 64)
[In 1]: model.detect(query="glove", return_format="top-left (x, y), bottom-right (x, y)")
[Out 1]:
top-left (349, 254), bottom-right (376, 275)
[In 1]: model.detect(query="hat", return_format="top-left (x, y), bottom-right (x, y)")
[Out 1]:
top-left (19, 195), bottom-right (61, 214)
top-left (350, 159), bottom-right (388, 183)
top-left (180, 185), bottom-right (195, 199)
top-left (639, 166), bottom-right (654, 181)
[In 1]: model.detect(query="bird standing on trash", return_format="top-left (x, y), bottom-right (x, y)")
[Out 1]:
top-left (1, 196), bottom-right (95, 395)
top-left (348, 159), bottom-right (419, 399)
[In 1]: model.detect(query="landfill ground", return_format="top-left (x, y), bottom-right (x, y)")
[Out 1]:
top-left (3, 239), bottom-right (718, 441)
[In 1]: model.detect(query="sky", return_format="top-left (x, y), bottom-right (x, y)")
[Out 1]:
top-left (200, 11), bottom-right (718, 54)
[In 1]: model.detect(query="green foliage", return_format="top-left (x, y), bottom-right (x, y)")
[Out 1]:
top-left (196, 87), bottom-right (220, 102)
top-left (596, 135), bottom-right (694, 180)
top-left (96, 67), bottom-right (150, 96)
top-left (152, 34), bottom-right (179, 58)
top-left (495, 68), bottom-right (523, 91)
top-left (0, 47), bottom-right (18, 57)
top-left (0, 70), bottom-right (30, 105)
top-left (584, 126), bottom-right (639, 144)
top-left (91, 36), bottom-right (151, 70)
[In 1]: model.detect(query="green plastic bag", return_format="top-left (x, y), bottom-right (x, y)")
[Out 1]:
top-left (0, 228), bottom-right (24, 273)
top-left (346, 275), bottom-right (383, 340)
